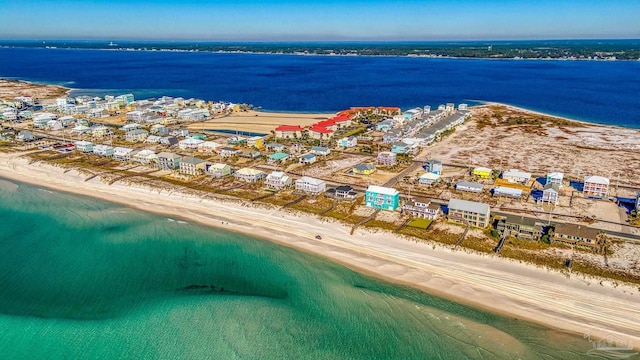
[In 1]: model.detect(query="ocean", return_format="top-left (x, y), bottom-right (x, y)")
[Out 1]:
top-left (0, 178), bottom-right (594, 359)
top-left (0, 47), bottom-right (639, 127)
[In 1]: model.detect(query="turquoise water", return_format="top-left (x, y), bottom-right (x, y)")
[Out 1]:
top-left (0, 179), bottom-right (592, 359)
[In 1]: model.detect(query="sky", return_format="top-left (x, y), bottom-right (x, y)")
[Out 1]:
top-left (1, 0), bottom-right (639, 41)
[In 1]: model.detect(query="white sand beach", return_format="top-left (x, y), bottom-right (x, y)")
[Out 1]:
top-left (1, 153), bottom-right (639, 349)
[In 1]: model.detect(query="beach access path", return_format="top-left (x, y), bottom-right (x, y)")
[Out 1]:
top-left (1, 152), bottom-right (639, 350)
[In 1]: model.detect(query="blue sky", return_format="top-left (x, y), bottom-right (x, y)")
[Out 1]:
top-left (1, 0), bottom-right (639, 41)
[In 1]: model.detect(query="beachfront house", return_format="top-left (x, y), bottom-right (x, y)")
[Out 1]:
top-left (265, 171), bottom-right (292, 190)
top-left (353, 163), bottom-right (376, 176)
top-left (311, 146), bottom-right (331, 157)
top-left (376, 151), bottom-right (397, 166)
top-left (16, 131), bottom-right (35, 142)
top-left (156, 152), bottom-right (182, 170)
top-left (179, 156), bottom-right (206, 176)
top-left (423, 159), bottom-right (443, 175)
top-left (268, 152), bottom-right (290, 164)
top-left (295, 176), bottom-right (326, 195)
top-left (403, 198), bottom-right (441, 220)
top-left (546, 172), bottom-right (564, 187)
top-left (447, 198), bottom-right (490, 228)
top-left (326, 185), bottom-right (358, 200)
top-left (418, 172), bottom-right (441, 186)
top-left (541, 184), bottom-right (560, 205)
top-left (93, 144), bottom-right (114, 157)
top-left (472, 167), bottom-right (492, 179)
top-left (502, 169), bottom-right (532, 185)
top-left (299, 153), bottom-right (317, 165)
top-left (206, 163), bottom-right (232, 178)
top-left (74, 140), bottom-right (94, 153)
top-left (336, 136), bottom-right (357, 148)
top-left (583, 176), bottom-right (610, 198)
top-left (495, 215), bottom-right (543, 240)
top-left (365, 185), bottom-right (400, 211)
top-left (234, 168), bottom-right (266, 183)
top-left (455, 180), bottom-right (483, 193)
top-left (552, 223), bottom-right (603, 252)
top-left (133, 150), bottom-right (158, 165)
top-left (125, 129), bottom-right (149, 143)
top-left (274, 125), bottom-right (303, 139)
top-left (113, 147), bottom-right (136, 161)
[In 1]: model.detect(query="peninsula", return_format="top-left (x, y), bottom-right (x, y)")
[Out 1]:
top-left (1, 79), bottom-right (640, 350)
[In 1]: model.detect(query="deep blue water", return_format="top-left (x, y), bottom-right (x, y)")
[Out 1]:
top-left (1, 47), bottom-right (639, 127)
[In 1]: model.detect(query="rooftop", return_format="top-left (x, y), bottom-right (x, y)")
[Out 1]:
top-left (448, 198), bottom-right (490, 215)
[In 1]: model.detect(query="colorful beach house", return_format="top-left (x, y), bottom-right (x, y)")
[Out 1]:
top-left (336, 136), bottom-right (357, 148)
top-left (376, 151), bottom-right (397, 166)
top-left (365, 185), bottom-right (400, 211)
top-left (472, 166), bottom-right (492, 179)
top-left (423, 159), bottom-right (443, 175)
top-left (248, 136), bottom-right (264, 149)
top-left (353, 163), bottom-right (376, 176)
top-left (541, 183), bottom-right (560, 205)
top-left (74, 140), bottom-right (93, 153)
top-left (234, 168), bottom-right (266, 182)
top-left (206, 163), bottom-right (232, 178)
top-left (583, 176), bottom-right (610, 198)
top-left (268, 152), bottom-right (290, 164)
top-left (299, 153), bottom-right (317, 165)
top-left (546, 172), bottom-right (564, 187)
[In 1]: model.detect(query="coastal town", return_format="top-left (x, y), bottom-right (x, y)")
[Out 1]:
top-left (1, 79), bottom-right (640, 285)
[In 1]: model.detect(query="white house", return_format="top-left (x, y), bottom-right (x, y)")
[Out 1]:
top-left (234, 168), bottom-right (266, 182)
top-left (93, 144), bottom-right (114, 157)
top-left (133, 150), bottom-right (157, 165)
top-left (178, 138), bottom-right (204, 150)
top-left (583, 176), bottom-right (610, 198)
top-left (265, 171), bottom-right (292, 190)
top-left (502, 169), bottom-right (532, 184)
top-left (74, 140), bottom-right (94, 153)
top-left (295, 176), bottom-right (326, 194)
top-left (546, 172), bottom-right (564, 187)
top-left (113, 147), bottom-right (136, 161)
top-left (125, 129), bottom-right (149, 142)
top-left (336, 136), bottom-right (357, 148)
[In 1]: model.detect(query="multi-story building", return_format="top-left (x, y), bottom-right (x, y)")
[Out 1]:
top-left (265, 171), bottom-right (292, 190)
top-left (156, 152), bottom-right (182, 170)
top-left (552, 223), bottom-right (603, 252)
top-left (206, 163), bottom-right (232, 178)
top-left (365, 185), bottom-right (400, 211)
top-left (583, 176), bottom-right (610, 198)
top-left (423, 159), bottom-right (443, 175)
top-left (495, 215), bottom-right (543, 240)
top-left (403, 198), bottom-right (441, 220)
top-left (502, 169), bottom-right (531, 184)
top-left (295, 176), bottom-right (326, 194)
top-left (234, 168), bottom-right (266, 182)
top-left (179, 156), bottom-right (206, 176)
top-left (274, 125), bottom-right (304, 139)
top-left (447, 198), bottom-right (490, 228)
top-left (546, 172), bottom-right (564, 187)
top-left (376, 151), bottom-right (397, 166)
top-left (541, 183), bottom-right (560, 205)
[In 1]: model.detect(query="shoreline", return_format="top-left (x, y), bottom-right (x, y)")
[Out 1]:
top-left (1, 153), bottom-right (640, 350)
top-left (2, 44), bottom-right (637, 62)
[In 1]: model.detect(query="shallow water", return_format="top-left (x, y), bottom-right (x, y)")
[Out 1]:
top-left (0, 179), bottom-right (593, 359)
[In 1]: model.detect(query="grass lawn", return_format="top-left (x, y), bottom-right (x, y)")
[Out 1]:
top-left (407, 218), bottom-right (432, 229)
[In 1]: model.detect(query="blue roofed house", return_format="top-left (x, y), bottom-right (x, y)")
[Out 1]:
top-left (299, 153), bottom-right (317, 165)
top-left (365, 185), bottom-right (400, 211)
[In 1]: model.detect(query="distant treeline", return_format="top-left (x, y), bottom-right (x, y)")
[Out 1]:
top-left (3, 40), bottom-right (640, 60)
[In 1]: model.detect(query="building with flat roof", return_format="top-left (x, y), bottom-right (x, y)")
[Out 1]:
top-left (447, 198), bottom-right (490, 228)
top-left (365, 185), bottom-right (400, 211)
